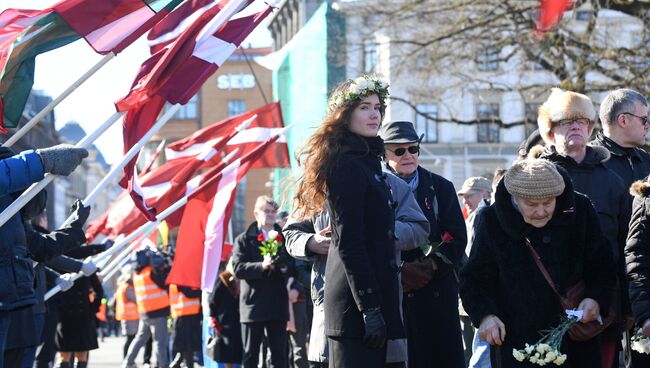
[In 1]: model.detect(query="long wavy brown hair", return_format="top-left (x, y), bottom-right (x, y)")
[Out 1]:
top-left (292, 80), bottom-right (386, 219)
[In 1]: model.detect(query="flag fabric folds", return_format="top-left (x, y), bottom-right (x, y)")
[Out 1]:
top-left (0, 0), bottom-right (183, 131)
top-left (167, 134), bottom-right (283, 290)
top-left (115, 0), bottom-right (273, 212)
top-left (0, 8), bottom-right (78, 131)
top-left (147, 0), bottom-right (217, 54)
top-left (52, 0), bottom-right (183, 55)
top-left (166, 102), bottom-right (289, 168)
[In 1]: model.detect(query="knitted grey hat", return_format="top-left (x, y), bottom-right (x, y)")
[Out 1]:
top-left (504, 159), bottom-right (565, 199)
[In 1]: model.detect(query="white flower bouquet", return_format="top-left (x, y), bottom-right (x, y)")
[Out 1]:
top-left (512, 316), bottom-right (578, 366)
top-left (631, 329), bottom-right (650, 354)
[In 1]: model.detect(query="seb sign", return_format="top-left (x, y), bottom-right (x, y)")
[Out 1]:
top-left (217, 74), bottom-right (256, 90)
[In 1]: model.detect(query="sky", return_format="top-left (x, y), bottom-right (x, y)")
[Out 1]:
top-left (4, 0), bottom-right (273, 164)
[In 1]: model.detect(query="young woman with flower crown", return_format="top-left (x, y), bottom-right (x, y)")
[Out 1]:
top-left (293, 76), bottom-right (404, 367)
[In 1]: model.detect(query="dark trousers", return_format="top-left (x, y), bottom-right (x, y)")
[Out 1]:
top-left (4, 348), bottom-right (24, 368)
top-left (309, 362), bottom-right (327, 368)
top-left (35, 311), bottom-right (59, 368)
top-left (327, 337), bottom-right (386, 368)
top-left (289, 301), bottom-right (309, 368)
top-left (242, 321), bottom-right (288, 368)
top-left (123, 334), bottom-right (135, 358)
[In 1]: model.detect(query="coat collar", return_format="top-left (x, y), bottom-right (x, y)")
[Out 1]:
top-left (493, 165), bottom-right (576, 239)
top-left (540, 144), bottom-right (610, 168)
top-left (340, 131), bottom-right (385, 158)
top-left (244, 221), bottom-right (282, 239)
top-left (592, 132), bottom-right (642, 161)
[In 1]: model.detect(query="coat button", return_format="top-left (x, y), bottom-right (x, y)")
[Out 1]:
top-left (433, 291), bottom-right (439, 298)
top-left (366, 288), bottom-right (373, 294)
top-left (542, 236), bottom-right (551, 244)
top-left (358, 290), bottom-right (365, 296)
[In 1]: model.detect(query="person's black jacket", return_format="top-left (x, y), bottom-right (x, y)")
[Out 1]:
top-left (538, 145), bottom-right (631, 335)
top-left (231, 222), bottom-right (291, 323)
top-left (460, 168), bottom-right (616, 368)
top-left (591, 132), bottom-right (650, 188)
top-left (626, 180), bottom-right (650, 327)
top-left (324, 133), bottom-right (404, 339)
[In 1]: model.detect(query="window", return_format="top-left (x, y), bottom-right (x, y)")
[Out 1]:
top-left (227, 99), bottom-right (246, 117)
top-left (575, 10), bottom-right (591, 21)
top-left (477, 103), bottom-right (500, 143)
top-left (363, 39), bottom-right (377, 72)
top-left (173, 94), bottom-right (198, 119)
top-left (415, 104), bottom-right (438, 143)
top-left (476, 48), bottom-right (499, 71)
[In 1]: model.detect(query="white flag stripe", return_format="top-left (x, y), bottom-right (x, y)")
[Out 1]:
top-left (193, 35), bottom-right (235, 65)
top-left (140, 181), bottom-right (172, 200)
top-left (164, 137), bottom-right (222, 160)
top-left (147, 2), bottom-right (215, 47)
top-left (184, 175), bottom-right (203, 196)
top-left (85, 6), bottom-right (155, 52)
top-left (201, 159), bottom-right (241, 290)
top-left (227, 127), bottom-right (287, 145)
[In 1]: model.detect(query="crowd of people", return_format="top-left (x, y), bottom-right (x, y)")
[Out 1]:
top-left (4, 74), bottom-right (650, 368)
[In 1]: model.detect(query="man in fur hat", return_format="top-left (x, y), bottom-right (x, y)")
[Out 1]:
top-left (533, 88), bottom-right (631, 367)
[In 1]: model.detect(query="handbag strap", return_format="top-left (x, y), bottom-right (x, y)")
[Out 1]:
top-left (524, 237), bottom-right (563, 300)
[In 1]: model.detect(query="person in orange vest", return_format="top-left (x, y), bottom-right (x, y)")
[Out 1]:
top-left (115, 272), bottom-right (140, 359)
top-left (96, 297), bottom-right (108, 342)
top-left (169, 284), bottom-right (202, 368)
top-left (123, 249), bottom-right (170, 368)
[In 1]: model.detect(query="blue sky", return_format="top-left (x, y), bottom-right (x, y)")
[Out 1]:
top-left (4, 0), bottom-right (272, 164)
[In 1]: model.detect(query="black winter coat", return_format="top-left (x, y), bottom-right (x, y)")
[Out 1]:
top-left (324, 133), bottom-right (404, 339)
top-left (400, 166), bottom-right (467, 368)
top-left (539, 145), bottom-right (631, 336)
top-left (626, 180), bottom-right (650, 326)
top-left (231, 222), bottom-right (290, 323)
top-left (460, 169), bottom-right (616, 368)
top-left (591, 133), bottom-right (650, 189)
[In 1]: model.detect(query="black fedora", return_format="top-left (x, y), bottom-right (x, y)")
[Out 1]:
top-left (379, 121), bottom-right (423, 144)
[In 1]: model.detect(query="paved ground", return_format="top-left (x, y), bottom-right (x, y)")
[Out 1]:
top-left (92, 336), bottom-right (128, 367)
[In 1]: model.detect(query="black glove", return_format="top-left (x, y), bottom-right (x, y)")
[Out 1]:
top-left (36, 144), bottom-right (88, 176)
top-left (362, 308), bottom-right (387, 349)
top-left (101, 239), bottom-right (115, 252)
top-left (68, 200), bottom-right (90, 229)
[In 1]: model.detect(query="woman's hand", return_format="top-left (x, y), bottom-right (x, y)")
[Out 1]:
top-left (577, 298), bottom-right (600, 323)
top-left (478, 314), bottom-right (506, 345)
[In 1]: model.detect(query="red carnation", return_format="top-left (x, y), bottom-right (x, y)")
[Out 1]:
top-left (257, 233), bottom-right (265, 242)
top-left (442, 231), bottom-right (454, 243)
top-left (275, 233), bottom-right (283, 242)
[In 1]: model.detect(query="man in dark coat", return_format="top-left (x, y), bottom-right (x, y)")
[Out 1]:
top-left (460, 159), bottom-right (615, 368)
top-left (231, 195), bottom-right (291, 368)
top-left (624, 180), bottom-right (650, 366)
top-left (379, 121), bottom-right (467, 368)
top-left (591, 89), bottom-right (650, 189)
top-left (591, 89), bottom-right (650, 367)
top-left (535, 88), bottom-right (630, 367)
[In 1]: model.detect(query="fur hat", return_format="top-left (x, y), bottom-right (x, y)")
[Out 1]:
top-left (537, 88), bottom-right (596, 144)
top-left (504, 159), bottom-right (565, 199)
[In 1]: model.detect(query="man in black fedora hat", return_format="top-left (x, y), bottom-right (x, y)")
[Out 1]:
top-left (379, 121), bottom-right (467, 368)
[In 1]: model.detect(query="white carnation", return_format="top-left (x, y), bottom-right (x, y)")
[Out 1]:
top-left (379, 79), bottom-right (389, 89)
top-left (349, 84), bottom-right (361, 95)
top-left (268, 230), bottom-right (279, 240)
top-left (512, 349), bottom-right (525, 362)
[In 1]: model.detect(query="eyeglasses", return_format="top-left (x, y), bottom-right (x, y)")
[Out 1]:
top-left (556, 118), bottom-right (591, 128)
top-left (386, 145), bottom-right (420, 156)
top-left (622, 112), bottom-right (649, 126)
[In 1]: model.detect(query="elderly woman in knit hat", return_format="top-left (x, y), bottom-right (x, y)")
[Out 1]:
top-left (460, 159), bottom-right (615, 367)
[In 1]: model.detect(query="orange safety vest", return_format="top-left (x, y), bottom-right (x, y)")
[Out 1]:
top-left (133, 266), bottom-right (169, 314)
top-left (115, 283), bottom-right (139, 321)
top-left (169, 284), bottom-right (201, 318)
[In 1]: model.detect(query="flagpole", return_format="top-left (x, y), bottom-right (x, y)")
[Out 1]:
top-left (0, 110), bottom-right (125, 228)
top-left (3, 53), bottom-right (116, 147)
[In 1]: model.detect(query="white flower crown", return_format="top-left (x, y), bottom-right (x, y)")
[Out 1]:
top-left (329, 75), bottom-right (390, 111)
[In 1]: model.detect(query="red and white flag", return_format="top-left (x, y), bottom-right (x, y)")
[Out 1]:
top-left (537, 0), bottom-right (572, 32)
top-left (147, 0), bottom-right (220, 54)
top-left (166, 102), bottom-right (289, 168)
top-left (52, 0), bottom-right (183, 54)
top-left (166, 133), bottom-right (285, 290)
top-left (114, 0), bottom-right (273, 209)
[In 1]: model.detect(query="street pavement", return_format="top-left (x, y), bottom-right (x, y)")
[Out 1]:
top-left (91, 336), bottom-right (128, 367)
